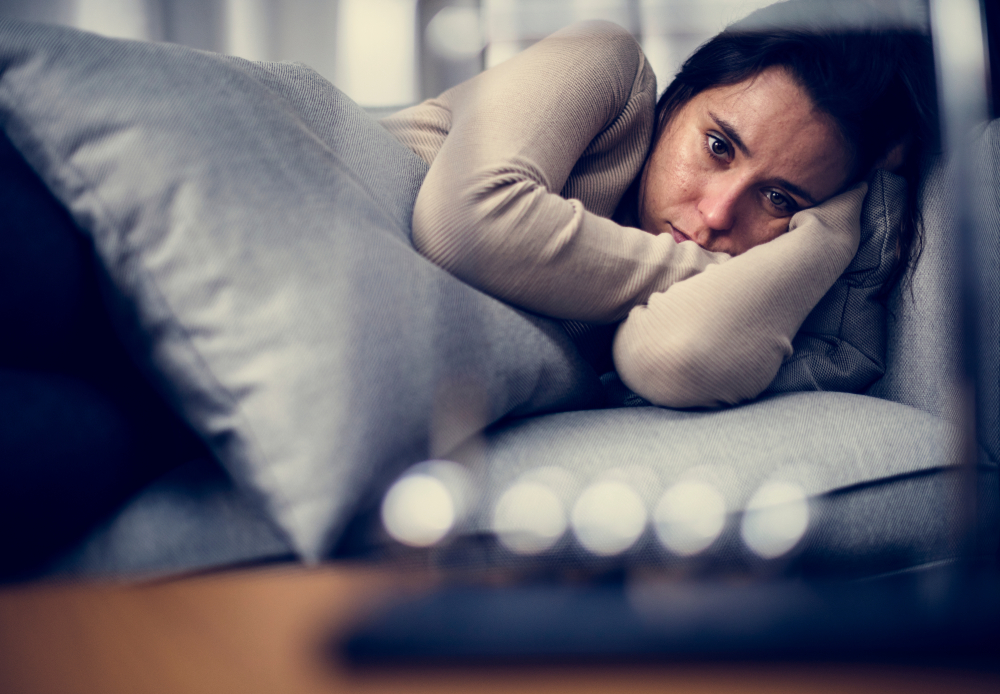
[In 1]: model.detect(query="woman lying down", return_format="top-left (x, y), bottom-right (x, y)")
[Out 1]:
top-left (382, 13), bottom-right (935, 408)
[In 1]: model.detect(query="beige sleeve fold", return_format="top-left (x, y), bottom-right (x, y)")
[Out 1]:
top-left (613, 184), bottom-right (868, 408)
top-left (384, 20), bottom-right (727, 324)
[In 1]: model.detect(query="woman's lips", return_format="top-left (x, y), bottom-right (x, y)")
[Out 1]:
top-left (668, 223), bottom-right (692, 246)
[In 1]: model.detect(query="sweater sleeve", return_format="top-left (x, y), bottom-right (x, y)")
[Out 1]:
top-left (613, 183), bottom-right (868, 408)
top-left (385, 21), bottom-right (727, 324)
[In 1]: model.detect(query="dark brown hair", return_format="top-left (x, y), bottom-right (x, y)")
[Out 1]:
top-left (619, 18), bottom-right (938, 294)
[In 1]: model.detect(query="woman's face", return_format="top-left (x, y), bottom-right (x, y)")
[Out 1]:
top-left (639, 67), bottom-right (853, 255)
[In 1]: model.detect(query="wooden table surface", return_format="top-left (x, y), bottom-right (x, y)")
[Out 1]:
top-left (1, 564), bottom-right (998, 694)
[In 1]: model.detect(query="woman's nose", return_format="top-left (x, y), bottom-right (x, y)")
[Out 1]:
top-left (696, 175), bottom-right (743, 237)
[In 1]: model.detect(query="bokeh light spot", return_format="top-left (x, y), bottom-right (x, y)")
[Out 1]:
top-left (653, 480), bottom-right (726, 555)
top-left (426, 6), bottom-right (485, 59)
top-left (571, 480), bottom-right (647, 556)
top-left (741, 481), bottom-right (809, 559)
top-left (492, 480), bottom-right (566, 554)
top-left (381, 473), bottom-right (455, 547)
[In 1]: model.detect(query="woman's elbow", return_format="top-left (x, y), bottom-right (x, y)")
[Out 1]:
top-left (411, 176), bottom-right (533, 272)
top-left (612, 325), bottom-right (781, 409)
top-left (412, 192), bottom-right (460, 268)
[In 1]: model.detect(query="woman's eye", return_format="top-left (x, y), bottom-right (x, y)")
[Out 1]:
top-left (766, 190), bottom-right (792, 210)
top-left (707, 133), bottom-right (730, 159)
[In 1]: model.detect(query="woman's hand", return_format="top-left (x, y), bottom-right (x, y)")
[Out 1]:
top-left (612, 182), bottom-right (868, 408)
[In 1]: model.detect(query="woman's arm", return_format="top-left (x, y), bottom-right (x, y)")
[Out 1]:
top-left (384, 21), bottom-right (727, 324)
top-left (613, 184), bottom-right (868, 408)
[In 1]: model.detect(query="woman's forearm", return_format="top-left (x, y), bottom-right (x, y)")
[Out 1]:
top-left (413, 179), bottom-right (727, 322)
top-left (613, 184), bottom-right (867, 407)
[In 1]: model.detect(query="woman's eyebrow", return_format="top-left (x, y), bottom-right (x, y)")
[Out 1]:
top-left (709, 112), bottom-right (751, 157)
top-left (774, 178), bottom-right (817, 206)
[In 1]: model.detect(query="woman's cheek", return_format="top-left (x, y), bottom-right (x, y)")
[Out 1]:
top-left (664, 154), bottom-right (703, 206)
top-left (766, 217), bottom-right (793, 243)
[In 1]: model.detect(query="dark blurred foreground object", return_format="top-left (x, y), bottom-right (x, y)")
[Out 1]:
top-left (0, 128), bottom-right (208, 580)
top-left (6, 564), bottom-right (997, 694)
top-left (342, 566), bottom-right (1000, 665)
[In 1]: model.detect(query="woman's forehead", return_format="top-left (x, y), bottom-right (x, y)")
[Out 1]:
top-left (699, 69), bottom-right (831, 142)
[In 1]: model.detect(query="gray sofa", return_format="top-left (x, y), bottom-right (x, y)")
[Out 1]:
top-left (0, 16), bottom-right (995, 581)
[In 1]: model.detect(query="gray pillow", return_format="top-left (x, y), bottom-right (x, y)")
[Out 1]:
top-left (0, 20), bottom-right (601, 561)
top-left (348, 391), bottom-right (989, 578)
top-left (763, 169), bottom-right (903, 395)
top-left (604, 169), bottom-right (903, 406)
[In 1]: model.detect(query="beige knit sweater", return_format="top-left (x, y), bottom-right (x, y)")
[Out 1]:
top-left (382, 21), bottom-right (865, 408)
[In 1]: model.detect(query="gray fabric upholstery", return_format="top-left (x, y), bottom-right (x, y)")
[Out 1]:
top-left (463, 394), bottom-right (992, 568)
top-left (340, 393), bottom-right (997, 576)
top-left (735, 0), bottom-right (928, 33)
top-left (470, 394), bottom-right (962, 518)
top-left (418, 471), bottom-right (999, 578)
top-left (49, 458), bottom-right (292, 579)
top-left (971, 121), bottom-right (1000, 469)
top-left (0, 20), bottom-right (599, 561)
top-left (867, 161), bottom-right (964, 423)
top-left (798, 465), bottom-right (998, 576)
top-left (868, 120), bottom-right (1000, 476)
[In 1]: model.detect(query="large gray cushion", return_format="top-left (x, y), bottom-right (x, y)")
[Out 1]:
top-left (0, 20), bottom-right (600, 561)
top-left (372, 392), bottom-right (997, 575)
top-left (763, 170), bottom-right (902, 395)
top-left (51, 392), bottom-right (996, 579)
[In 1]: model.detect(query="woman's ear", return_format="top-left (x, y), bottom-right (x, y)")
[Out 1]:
top-left (874, 135), bottom-right (910, 173)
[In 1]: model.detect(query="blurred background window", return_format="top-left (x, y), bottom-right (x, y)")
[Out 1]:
top-left (0, 0), bottom-right (797, 108)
